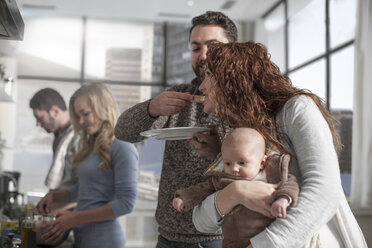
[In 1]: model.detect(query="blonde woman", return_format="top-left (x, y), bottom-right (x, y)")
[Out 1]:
top-left (36, 83), bottom-right (138, 248)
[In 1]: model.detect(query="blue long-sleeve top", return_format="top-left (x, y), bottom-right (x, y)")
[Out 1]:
top-left (68, 139), bottom-right (138, 248)
top-left (69, 139), bottom-right (138, 216)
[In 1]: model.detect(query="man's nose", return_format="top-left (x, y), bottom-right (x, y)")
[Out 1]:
top-left (36, 120), bottom-right (41, 126)
top-left (200, 46), bottom-right (208, 60)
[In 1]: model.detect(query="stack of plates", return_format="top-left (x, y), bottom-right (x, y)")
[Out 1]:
top-left (140, 127), bottom-right (210, 141)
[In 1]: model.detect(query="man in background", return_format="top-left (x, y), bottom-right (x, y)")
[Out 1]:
top-left (30, 88), bottom-right (78, 192)
top-left (115, 11), bottom-right (238, 247)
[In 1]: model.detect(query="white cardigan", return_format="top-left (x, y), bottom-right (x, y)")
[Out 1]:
top-left (192, 95), bottom-right (367, 248)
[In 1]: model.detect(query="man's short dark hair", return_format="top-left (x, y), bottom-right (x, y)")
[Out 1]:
top-left (30, 88), bottom-right (67, 111)
top-left (189, 11), bottom-right (238, 42)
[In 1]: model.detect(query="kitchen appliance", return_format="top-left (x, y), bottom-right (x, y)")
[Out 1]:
top-left (0, 171), bottom-right (21, 208)
top-left (0, 63), bottom-right (14, 102)
top-left (34, 214), bottom-right (70, 247)
top-left (0, 130), bottom-right (4, 167)
top-left (0, 0), bottom-right (24, 40)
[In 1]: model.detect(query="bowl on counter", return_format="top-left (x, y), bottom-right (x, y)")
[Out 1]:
top-left (34, 215), bottom-right (70, 247)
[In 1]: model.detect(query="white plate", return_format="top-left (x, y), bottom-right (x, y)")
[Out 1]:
top-left (140, 127), bottom-right (210, 140)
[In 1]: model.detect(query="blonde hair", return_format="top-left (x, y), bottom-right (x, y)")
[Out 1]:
top-left (69, 83), bottom-right (119, 169)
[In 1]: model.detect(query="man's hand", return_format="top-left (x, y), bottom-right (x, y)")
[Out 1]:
top-left (188, 125), bottom-right (221, 159)
top-left (36, 192), bottom-right (54, 214)
top-left (148, 91), bottom-right (193, 117)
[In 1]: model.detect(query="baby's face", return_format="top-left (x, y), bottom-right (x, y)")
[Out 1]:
top-left (222, 143), bottom-right (265, 180)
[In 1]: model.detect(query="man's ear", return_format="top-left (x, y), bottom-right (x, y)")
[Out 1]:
top-left (49, 105), bottom-right (60, 118)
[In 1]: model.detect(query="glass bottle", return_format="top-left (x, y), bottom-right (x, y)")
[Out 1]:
top-left (20, 204), bottom-right (36, 248)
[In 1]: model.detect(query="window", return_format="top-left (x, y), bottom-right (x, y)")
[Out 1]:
top-left (330, 45), bottom-right (354, 110)
top-left (263, 2), bottom-right (286, 71)
top-left (17, 17), bottom-right (83, 79)
top-left (288, 0), bottom-right (325, 69)
top-left (84, 19), bottom-right (156, 84)
top-left (330, 46), bottom-right (354, 178)
top-left (289, 59), bottom-right (326, 101)
top-left (258, 0), bottom-right (356, 196)
top-left (14, 79), bottom-right (80, 193)
top-left (13, 16), bottom-right (196, 198)
top-left (11, 21), bottom-right (210, 241)
top-left (165, 23), bottom-right (194, 85)
top-left (330, 0), bottom-right (356, 48)
top-left (13, 17), bottom-right (183, 245)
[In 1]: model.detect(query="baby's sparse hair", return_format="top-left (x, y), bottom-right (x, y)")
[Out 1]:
top-left (222, 128), bottom-right (266, 155)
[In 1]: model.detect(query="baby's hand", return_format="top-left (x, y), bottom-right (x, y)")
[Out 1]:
top-left (172, 197), bottom-right (185, 212)
top-left (270, 197), bottom-right (290, 218)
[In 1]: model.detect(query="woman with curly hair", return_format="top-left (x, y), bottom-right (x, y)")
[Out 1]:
top-left (36, 83), bottom-right (138, 248)
top-left (192, 41), bottom-right (367, 248)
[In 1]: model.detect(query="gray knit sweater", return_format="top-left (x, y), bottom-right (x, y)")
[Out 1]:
top-left (114, 78), bottom-right (225, 243)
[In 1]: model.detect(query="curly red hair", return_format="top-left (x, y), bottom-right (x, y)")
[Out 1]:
top-left (206, 41), bottom-right (340, 154)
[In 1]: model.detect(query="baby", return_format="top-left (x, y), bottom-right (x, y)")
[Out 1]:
top-left (173, 127), bottom-right (299, 247)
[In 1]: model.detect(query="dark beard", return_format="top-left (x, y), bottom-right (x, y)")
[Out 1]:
top-left (193, 60), bottom-right (206, 82)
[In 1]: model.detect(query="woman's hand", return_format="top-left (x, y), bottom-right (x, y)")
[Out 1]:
top-left (36, 192), bottom-right (54, 214)
top-left (189, 125), bottom-right (221, 159)
top-left (216, 180), bottom-right (279, 217)
top-left (39, 211), bottom-right (76, 243)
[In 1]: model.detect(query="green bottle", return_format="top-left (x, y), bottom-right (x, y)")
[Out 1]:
top-left (21, 204), bottom-right (36, 248)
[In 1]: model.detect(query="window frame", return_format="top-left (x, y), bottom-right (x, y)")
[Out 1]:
top-left (262, 0), bottom-right (355, 109)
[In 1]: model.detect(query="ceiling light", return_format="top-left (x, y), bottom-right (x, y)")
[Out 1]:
top-left (221, 0), bottom-right (236, 10)
top-left (187, 0), bottom-right (194, 7)
top-left (22, 4), bottom-right (56, 10)
top-left (158, 12), bottom-right (190, 18)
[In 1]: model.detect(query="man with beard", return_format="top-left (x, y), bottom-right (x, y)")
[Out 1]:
top-left (30, 88), bottom-right (79, 192)
top-left (115, 11), bottom-right (237, 248)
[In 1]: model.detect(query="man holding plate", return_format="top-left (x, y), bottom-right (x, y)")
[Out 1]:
top-left (115, 11), bottom-right (237, 248)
